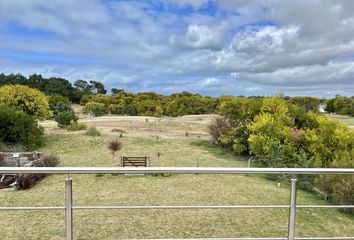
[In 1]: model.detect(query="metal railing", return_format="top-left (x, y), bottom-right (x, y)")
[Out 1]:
top-left (0, 167), bottom-right (353, 240)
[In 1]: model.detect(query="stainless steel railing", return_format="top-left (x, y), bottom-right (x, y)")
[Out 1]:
top-left (0, 167), bottom-right (353, 240)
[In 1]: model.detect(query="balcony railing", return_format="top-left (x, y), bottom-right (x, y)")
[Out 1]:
top-left (0, 167), bottom-right (353, 240)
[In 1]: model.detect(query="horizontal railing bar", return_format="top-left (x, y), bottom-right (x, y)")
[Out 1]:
top-left (0, 167), bottom-right (353, 174)
top-left (137, 238), bottom-right (354, 240)
top-left (297, 205), bottom-right (354, 208)
top-left (73, 205), bottom-right (290, 210)
top-left (127, 238), bottom-right (354, 240)
top-left (2, 204), bottom-right (353, 211)
top-left (131, 238), bottom-right (288, 240)
top-left (0, 206), bottom-right (65, 211)
top-left (296, 238), bottom-right (354, 240)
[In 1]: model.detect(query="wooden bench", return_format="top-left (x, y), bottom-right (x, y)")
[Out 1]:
top-left (121, 156), bottom-right (149, 167)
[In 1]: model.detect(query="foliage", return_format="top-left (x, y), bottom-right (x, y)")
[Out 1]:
top-left (49, 95), bottom-right (80, 129)
top-left (108, 140), bottom-right (123, 153)
top-left (80, 91), bottom-right (218, 117)
top-left (74, 79), bottom-right (106, 94)
top-left (0, 73), bottom-right (108, 103)
top-left (66, 120), bottom-right (87, 131)
top-left (289, 96), bottom-right (320, 112)
top-left (83, 101), bottom-right (107, 116)
top-left (208, 118), bottom-right (236, 147)
top-left (48, 95), bottom-right (71, 116)
top-left (107, 140), bottom-right (123, 165)
top-left (125, 104), bottom-right (137, 116)
top-left (0, 104), bottom-right (44, 150)
top-left (135, 99), bottom-right (163, 117)
top-left (85, 126), bottom-right (101, 136)
top-left (54, 110), bottom-right (78, 128)
top-left (325, 97), bottom-right (354, 116)
top-left (212, 96), bottom-right (354, 210)
top-left (0, 85), bottom-right (52, 120)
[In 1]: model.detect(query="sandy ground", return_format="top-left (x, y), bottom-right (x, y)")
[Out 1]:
top-left (40, 113), bottom-right (220, 139)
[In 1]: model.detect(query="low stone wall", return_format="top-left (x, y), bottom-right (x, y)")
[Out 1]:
top-left (0, 152), bottom-right (43, 167)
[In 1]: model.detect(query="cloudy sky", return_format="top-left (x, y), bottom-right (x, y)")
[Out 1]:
top-left (0, 0), bottom-right (354, 97)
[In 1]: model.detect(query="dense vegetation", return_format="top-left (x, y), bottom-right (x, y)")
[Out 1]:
top-left (82, 91), bottom-right (218, 117)
top-left (325, 97), bottom-right (354, 116)
top-left (0, 84), bottom-right (49, 150)
top-left (209, 96), bottom-right (354, 212)
top-left (0, 104), bottom-right (44, 150)
top-left (0, 73), bottom-right (106, 103)
top-left (0, 85), bottom-right (52, 120)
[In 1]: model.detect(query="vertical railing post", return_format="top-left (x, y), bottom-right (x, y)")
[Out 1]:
top-left (288, 178), bottom-right (297, 240)
top-left (65, 177), bottom-right (73, 240)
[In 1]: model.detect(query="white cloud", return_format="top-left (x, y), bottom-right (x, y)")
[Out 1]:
top-left (163, 0), bottom-right (210, 10)
top-left (185, 24), bottom-right (226, 49)
top-left (0, 0), bottom-right (353, 97)
top-left (202, 78), bottom-right (221, 87)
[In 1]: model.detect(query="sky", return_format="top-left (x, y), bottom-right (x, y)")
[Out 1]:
top-left (0, 0), bottom-right (354, 97)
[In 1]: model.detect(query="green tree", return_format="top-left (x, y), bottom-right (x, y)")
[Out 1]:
top-left (290, 96), bottom-right (320, 112)
top-left (0, 104), bottom-right (44, 150)
top-left (0, 85), bottom-right (52, 120)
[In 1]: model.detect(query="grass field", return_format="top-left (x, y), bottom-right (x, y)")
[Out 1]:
top-left (1, 115), bottom-right (354, 239)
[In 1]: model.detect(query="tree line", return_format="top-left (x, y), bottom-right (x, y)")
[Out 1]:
top-left (325, 96), bottom-right (354, 116)
top-left (0, 73), bottom-right (106, 103)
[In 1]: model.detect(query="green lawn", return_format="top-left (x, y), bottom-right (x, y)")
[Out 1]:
top-left (0, 132), bottom-right (353, 239)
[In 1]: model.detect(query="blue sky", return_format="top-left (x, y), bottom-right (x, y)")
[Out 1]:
top-left (0, 0), bottom-right (354, 97)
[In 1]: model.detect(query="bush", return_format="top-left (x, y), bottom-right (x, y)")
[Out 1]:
top-left (85, 127), bottom-right (101, 136)
top-left (66, 120), bottom-right (87, 131)
top-left (83, 101), bottom-right (107, 116)
top-left (55, 110), bottom-right (78, 128)
top-left (48, 95), bottom-right (71, 116)
top-left (208, 118), bottom-right (235, 143)
top-left (41, 154), bottom-right (60, 167)
top-left (18, 154), bottom-right (60, 189)
top-left (0, 85), bottom-right (52, 120)
top-left (0, 104), bottom-right (44, 150)
top-left (124, 104), bottom-right (136, 116)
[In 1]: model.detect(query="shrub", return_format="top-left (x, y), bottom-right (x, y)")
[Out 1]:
top-left (0, 104), bottom-right (44, 150)
top-left (85, 127), bottom-right (101, 136)
top-left (55, 110), bottom-right (78, 128)
top-left (48, 95), bottom-right (71, 116)
top-left (18, 154), bottom-right (60, 189)
top-left (41, 154), bottom-right (60, 167)
top-left (107, 140), bottom-right (123, 165)
top-left (80, 94), bottom-right (92, 106)
top-left (66, 120), bottom-right (87, 131)
top-left (0, 85), bottom-right (52, 120)
top-left (83, 101), bottom-right (107, 116)
top-left (208, 118), bottom-right (235, 143)
top-left (50, 101), bottom-right (72, 119)
top-left (124, 104), bottom-right (136, 116)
